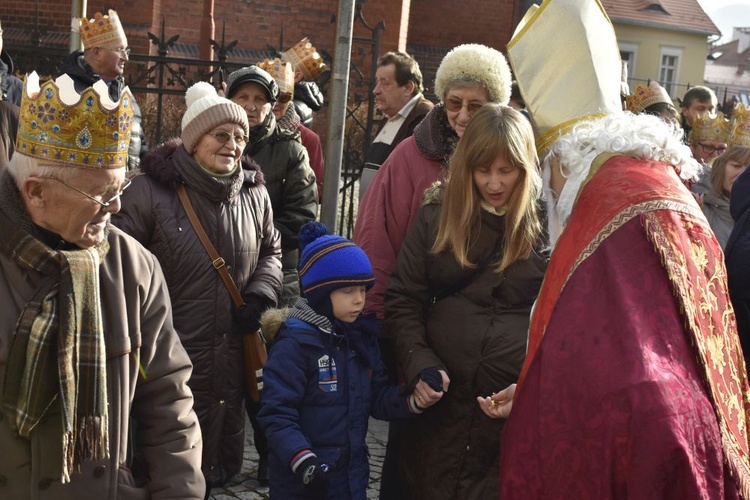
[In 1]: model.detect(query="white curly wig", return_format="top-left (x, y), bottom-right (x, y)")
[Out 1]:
top-left (542, 112), bottom-right (701, 246)
top-left (434, 44), bottom-right (512, 104)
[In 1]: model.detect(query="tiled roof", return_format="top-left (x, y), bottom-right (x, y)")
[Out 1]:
top-left (710, 38), bottom-right (750, 67)
top-left (600, 0), bottom-right (719, 36)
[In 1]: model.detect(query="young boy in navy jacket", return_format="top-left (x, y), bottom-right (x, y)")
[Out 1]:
top-left (258, 222), bottom-right (433, 499)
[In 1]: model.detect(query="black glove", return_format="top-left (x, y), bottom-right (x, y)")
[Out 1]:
top-left (233, 295), bottom-right (273, 333)
top-left (295, 81), bottom-right (324, 111)
top-left (295, 456), bottom-right (330, 486)
top-left (419, 367), bottom-right (444, 393)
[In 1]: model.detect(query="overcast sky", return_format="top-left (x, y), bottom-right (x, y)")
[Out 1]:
top-left (697, 0), bottom-right (742, 12)
top-left (696, 0), bottom-right (750, 43)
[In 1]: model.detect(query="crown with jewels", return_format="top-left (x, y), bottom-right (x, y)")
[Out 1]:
top-left (16, 72), bottom-right (134, 169)
top-left (281, 38), bottom-right (327, 81)
top-left (690, 111), bottom-right (731, 144)
top-left (729, 102), bottom-right (750, 148)
top-left (257, 58), bottom-right (295, 95)
top-left (625, 81), bottom-right (673, 114)
top-left (77, 10), bottom-right (127, 49)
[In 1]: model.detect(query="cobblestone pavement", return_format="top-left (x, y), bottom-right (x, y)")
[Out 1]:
top-left (208, 417), bottom-right (388, 499)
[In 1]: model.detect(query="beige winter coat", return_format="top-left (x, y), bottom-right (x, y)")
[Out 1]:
top-left (0, 203), bottom-right (204, 499)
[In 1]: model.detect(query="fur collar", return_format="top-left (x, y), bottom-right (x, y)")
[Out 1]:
top-left (413, 103), bottom-right (459, 165)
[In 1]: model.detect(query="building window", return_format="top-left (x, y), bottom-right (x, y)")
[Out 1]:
top-left (619, 42), bottom-right (638, 82)
top-left (659, 47), bottom-right (682, 97)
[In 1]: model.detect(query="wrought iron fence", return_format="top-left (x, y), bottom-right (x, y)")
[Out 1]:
top-left (7, 11), bottom-right (381, 237)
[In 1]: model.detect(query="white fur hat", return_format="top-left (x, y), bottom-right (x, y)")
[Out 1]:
top-left (181, 82), bottom-right (249, 153)
top-left (434, 44), bottom-right (512, 105)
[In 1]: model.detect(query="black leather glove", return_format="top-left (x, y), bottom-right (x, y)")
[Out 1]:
top-left (233, 295), bottom-right (273, 333)
top-left (295, 81), bottom-right (324, 111)
top-left (419, 367), bottom-right (444, 393)
top-left (295, 456), bottom-right (330, 486)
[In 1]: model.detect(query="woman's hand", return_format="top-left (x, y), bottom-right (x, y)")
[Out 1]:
top-left (413, 369), bottom-right (450, 409)
top-left (477, 384), bottom-right (516, 419)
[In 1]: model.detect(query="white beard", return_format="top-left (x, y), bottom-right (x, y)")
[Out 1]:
top-left (543, 161), bottom-right (590, 251)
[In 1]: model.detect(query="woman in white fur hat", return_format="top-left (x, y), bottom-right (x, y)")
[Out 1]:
top-left (113, 82), bottom-right (283, 495)
top-left (352, 44), bottom-right (516, 500)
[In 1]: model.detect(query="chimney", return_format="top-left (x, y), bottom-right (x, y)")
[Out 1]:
top-left (738, 28), bottom-right (750, 54)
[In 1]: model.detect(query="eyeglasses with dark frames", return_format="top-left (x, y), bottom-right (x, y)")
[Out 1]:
top-left (42, 176), bottom-right (132, 208)
top-left (209, 130), bottom-right (247, 147)
top-left (698, 142), bottom-right (727, 155)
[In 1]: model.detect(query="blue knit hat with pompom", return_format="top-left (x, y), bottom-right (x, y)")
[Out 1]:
top-left (298, 221), bottom-right (375, 316)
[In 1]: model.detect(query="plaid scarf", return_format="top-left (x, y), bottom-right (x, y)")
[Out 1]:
top-left (0, 177), bottom-right (110, 483)
top-left (276, 102), bottom-right (301, 137)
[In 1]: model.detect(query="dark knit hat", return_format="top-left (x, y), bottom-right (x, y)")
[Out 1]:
top-left (298, 222), bottom-right (375, 316)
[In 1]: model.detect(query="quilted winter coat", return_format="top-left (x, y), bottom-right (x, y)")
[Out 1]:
top-left (114, 139), bottom-right (283, 485)
top-left (384, 184), bottom-right (548, 499)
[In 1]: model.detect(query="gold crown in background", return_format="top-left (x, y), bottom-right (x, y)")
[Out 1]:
top-left (282, 38), bottom-right (327, 81)
top-left (257, 58), bottom-right (295, 95)
top-left (77, 10), bottom-right (127, 49)
top-left (729, 103), bottom-right (750, 148)
top-left (626, 81), bottom-right (674, 114)
top-left (16, 72), bottom-right (134, 169)
top-left (690, 111), bottom-right (731, 144)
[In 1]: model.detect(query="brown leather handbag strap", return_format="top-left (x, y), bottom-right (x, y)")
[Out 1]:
top-left (176, 183), bottom-right (245, 308)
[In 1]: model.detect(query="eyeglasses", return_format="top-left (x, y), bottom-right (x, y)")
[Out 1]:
top-left (277, 92), bottom-right (293, 104)
top-left (42, 176), bottom-right (132, 208)
top-left (209, 130), bottom-right (247, 147)
top-left (698, 142), bottom-right (727, 155)
top-left (108, 47), bottom-right (131, 57)
top-left (444, 98), bottom-right (486, 115)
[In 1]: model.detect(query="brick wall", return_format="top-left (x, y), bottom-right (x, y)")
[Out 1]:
top-left (3, 0), bottom-right (523, 142)
top-left (408, 0), bottom-right (518, 99)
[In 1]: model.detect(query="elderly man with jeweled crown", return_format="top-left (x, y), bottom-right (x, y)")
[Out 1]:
top-left (0, 73), bottom-right (204, 498)
top-left (60, 10), bottom-right (146, 171)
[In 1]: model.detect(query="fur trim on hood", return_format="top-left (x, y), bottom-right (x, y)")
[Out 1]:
top-left (260, 307), bottom-right (290, 342)
top-left (421, 181), bottom-right (445, 207)
top-left (140, 137), bottom-right (265, 187)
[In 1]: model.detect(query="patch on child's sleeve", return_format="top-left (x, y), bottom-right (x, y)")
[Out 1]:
top-left (317, 355), bottom-right (338, 392)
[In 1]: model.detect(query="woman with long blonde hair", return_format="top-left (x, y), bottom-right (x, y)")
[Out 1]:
top-left (384, 103), bottom-right (548, 499)
top-left (433, 103), bottom-right (543, 272)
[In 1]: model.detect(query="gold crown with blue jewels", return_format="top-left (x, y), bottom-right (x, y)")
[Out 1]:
top-left (16, 72), bottom-right (134, 169)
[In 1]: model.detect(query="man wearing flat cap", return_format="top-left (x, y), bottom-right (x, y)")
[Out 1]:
top-left (225, 65), bottom-right (317, 308)
top-left (482, 0), bottom-right (750, 497)
top-left (0, 73), bottom-right (204, 498)
top-left (225, 64), bottom-right (317, 486)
